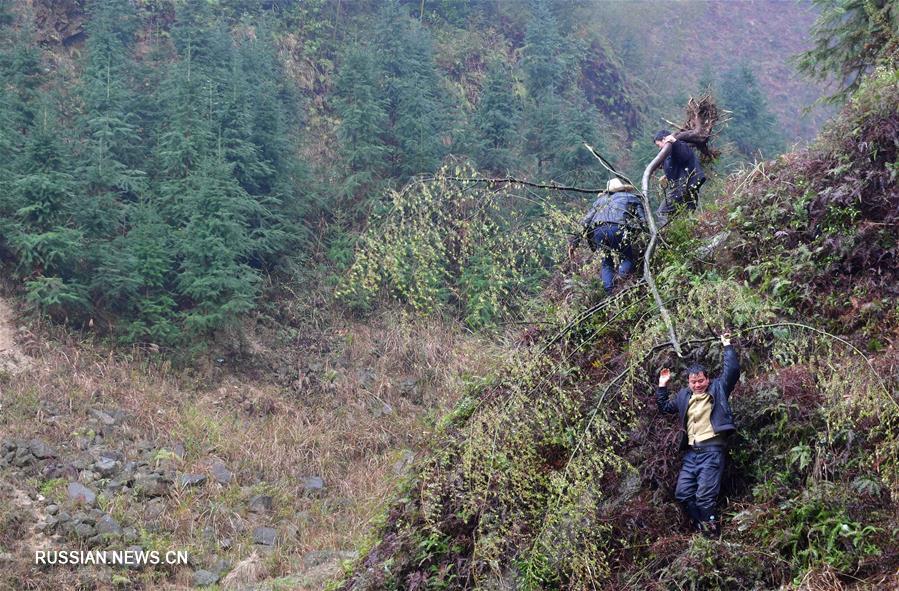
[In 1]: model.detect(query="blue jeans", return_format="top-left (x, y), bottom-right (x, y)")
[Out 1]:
top-left (591, 223), bottom-right (635, 293)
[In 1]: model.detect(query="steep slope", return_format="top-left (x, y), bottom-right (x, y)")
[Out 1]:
top-left (338, 65), bottom-right (899, 591)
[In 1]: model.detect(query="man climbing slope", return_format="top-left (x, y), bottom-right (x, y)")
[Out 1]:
top-left (656, 332), bottom-right (739, 537)
top-left (568, 178), bottom-right (646, 295)
top-left (654, 128), bottom-right (707, 226)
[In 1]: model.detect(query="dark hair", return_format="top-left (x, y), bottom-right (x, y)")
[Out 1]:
top-left (686, 363), bottom-right (707, 378)
top-left (654, 129), bottom-right (671, 142)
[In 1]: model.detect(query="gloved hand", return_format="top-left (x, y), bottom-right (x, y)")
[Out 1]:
top-left (720, 332), bottom-right (731, 347)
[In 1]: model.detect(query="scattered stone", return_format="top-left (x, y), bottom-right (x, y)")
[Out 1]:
top-left (398, 377), bottom-right (423, 404)
top-left (98, 449), bottom-right (125, 462)
top-left (46, 504), bottom-right (59, 515)
top-left (124, 546), bottom-right (144, 570)
top-left (79, 470), bottom-right (98, 483)
top-left (302, 476), bottom-right (325, 495)
top-left (94, 457), bottom-right (119, 477)
top-left (134, 474), bottom-right (169, 497)
top-left (372, 402), bottom-right (393, 417)
top-left (211, 462), bottom-right (233, 485)
top-left (252, 526), bottom-right (277, 546)
top-left (90, 409), bottom-right (117, 426)
top-left (173, 442), bottom-right (186, 460)
top-left (144, 499), bottom-right (166, 520)
top-left (43, 515), bottom-right (59, 530)
top-left (210, 558), bottom-right (230, 576)
top-left (74, 522), bottom-right (96, 538)
top-left (192, 569), bottom-right (219, 587)
top-left (220, 538), bottom-right (232, 550)
top-left (14, 447), bottom-right (32, 467)
top-left (248, 495), bottom-right (273, 513)
top-left (29, 439), bottom-right (56, 459)
top-left (123, 527), bottom-right (138, 543)
top-left (67, 482), bottom-right (97, 507)
top-left (96, 514), bottom-right (122, 537)
top-left (357, 367), bottom-right (377, 389)
top-left (105, 479), bottom-right (126, 494)
top-left (179, 474), bottom-right (207, 488)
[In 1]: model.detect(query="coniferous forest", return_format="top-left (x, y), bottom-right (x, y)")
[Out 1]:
top-left (0, 1), bottom-right (897, 590)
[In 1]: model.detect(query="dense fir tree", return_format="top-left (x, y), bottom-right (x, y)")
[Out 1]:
top-left (797, 0), bottom-right (898, 102)
top-left (174, 153), bottom-right (261, 336)
top-left (75, 0), bottom-right (146, 243)
top-left (719, 64), bottom-right (785, 160)
top-left (471, 60), bottom-right (520, 175)
top-left (522, 0), bottom-right (569, 97)
top-left (550, 96), bottom-right (607, 186)
top-left (333, 46), bottom-right (390, 197)
top-left (6, 108), bottom-right (90, 318)
top-left (373, 1), bottom-right (445, 179)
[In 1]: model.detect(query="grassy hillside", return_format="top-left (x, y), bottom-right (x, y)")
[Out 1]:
top-left (336, 64), bottom-right (899, 590)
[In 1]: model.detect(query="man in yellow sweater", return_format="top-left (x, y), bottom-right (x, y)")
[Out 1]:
top-left (656, 333), bottom-right (740, 536)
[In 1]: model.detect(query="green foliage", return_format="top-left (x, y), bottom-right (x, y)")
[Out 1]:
top-left (337, 166), bottom-right (572, 327)
top-left (372, 1), bottom-right (446, 179)
top-left (719, 64), bottom-right (785, 161)
top-left (333, 46), bottom-right (390, 197)
top-left (756, 484), bottom-right (882, 574)
top-left (470, 60), bottom-right (520, 175)
top-left (796, 0), bottom-right (899, 103)
top-left (0, 3), bottom-right (310, 345)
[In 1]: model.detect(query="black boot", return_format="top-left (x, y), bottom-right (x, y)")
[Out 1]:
top-left (681, 501), bottom-right (702, 532)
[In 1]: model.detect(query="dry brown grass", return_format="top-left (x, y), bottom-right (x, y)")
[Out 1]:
top-left (0, 302), bottom-right (497, 590)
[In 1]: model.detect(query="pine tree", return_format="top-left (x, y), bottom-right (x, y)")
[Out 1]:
top-left (720, 64), bottom-right (785, 160)
top-left (75, 0), bottom-right (146, 242)
top-left (550, 96), bottom-right (607, 186)
top-left (471, 61), bottom-right (520, 175)
top-left (373, 1), bottom-right (445, 178)
top-left (7, 108), bottom-right (90, 318)
top-left (522, 0), bottom-right (567, 97)
top-left (174, 153), bottom-right (261, 336)
top-left (333, 46), bottom-right (390, 196)
top-left (797, 0), bottom-right (898, 103)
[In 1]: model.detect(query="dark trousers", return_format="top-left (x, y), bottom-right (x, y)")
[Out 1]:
top-left (590, 223), bottom-right (635, 293)
top-left (675, 447), bottom-right (725, 528)
top-left (657, 178), bottom-right (703, 226)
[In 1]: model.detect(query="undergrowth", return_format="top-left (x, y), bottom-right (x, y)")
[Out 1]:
top-left (338, 62), bottom-right (899, 591)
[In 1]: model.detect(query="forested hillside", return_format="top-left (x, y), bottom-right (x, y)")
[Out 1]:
top-left (1, 0), bottom-right (897, 590)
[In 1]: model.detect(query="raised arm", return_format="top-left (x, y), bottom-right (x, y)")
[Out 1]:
top-left (656, 368), bottom-right (678, 414)
top-left (720, 333), bottom-right (740, 395)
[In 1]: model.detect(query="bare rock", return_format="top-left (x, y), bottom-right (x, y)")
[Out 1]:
top-left (302, 476), bottom-right (325, 496)
top-left (211, 461), bottom-right (233, 485)
top-left (134, 474), bottom-right (170, 497)
top-left (252, 526), bottom-right (277, 546)
top-left (96, 514), bottom-right (122, 537)
top-left (29, 439), bottom-right (56, 459)
top-left (179, 474), bottom-right (207, 488)
top-left (67, 482), bottom-right (97, 507)
top-left (248, 495), bottom-right (273, 513)
top-left (193, 569), bottom-right (219, 587)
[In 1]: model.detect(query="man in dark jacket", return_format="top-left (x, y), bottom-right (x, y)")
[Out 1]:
top-left (654, 129), bottom-right (706, 226)
top-left (656, 332), bottom-right (739, 536)
top-left (568, 177), bottom-right (646, 294)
